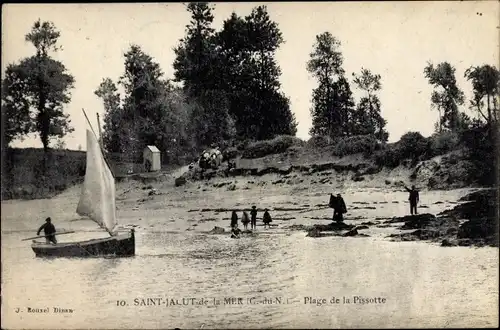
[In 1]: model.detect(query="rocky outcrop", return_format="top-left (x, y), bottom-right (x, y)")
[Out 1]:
top-left (305, 221), bottom-right (356, 238)
top-left (175, 176), bottom-right (187, 187)
top-left (388, 189), bottom-right (498, 247)
top-left (183, 160), bottom-right (369, 183)
top-left (209, 226), bottom-right (225, 234)
top-left (399, 213), bottom-right (437, 229)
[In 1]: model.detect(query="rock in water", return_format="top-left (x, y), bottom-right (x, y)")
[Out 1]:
top-left (399, 213), bottom-right (436, 229)
top-left (209, 226), bottom-right (225, 234)
top-left (441, 238), bottom-right (459, 247)
top-left (457, 219), bottom-right (496, 240)
top-left (343, 228), bottom-right (359, 237)
top-left (175, 176), bottom-right (187, 187)
top-left (306, 227), bottom-right (323, 237)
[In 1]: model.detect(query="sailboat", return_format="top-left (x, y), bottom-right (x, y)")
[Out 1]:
top-left (31, 120), bottom-right (135, 258)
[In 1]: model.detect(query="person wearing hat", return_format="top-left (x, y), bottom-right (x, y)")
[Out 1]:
top-left (37, 217), bottom-right (57, 244)
top-left (250, 205), bottom-right (258, 230)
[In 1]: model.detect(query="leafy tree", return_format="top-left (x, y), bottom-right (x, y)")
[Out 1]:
top-left (424, 62), bottom-right (464, 132)
top-left (213, 6), bottom-right (296, 140)
top-left (1, 20), bottom-right (75, 152)
top-left (173, 3), bottom-right (236, 147)
top-left (173, 2), bottom-right (218, 96)
top-left (247, 6), bottom-right (296, 139)
top-left (1, 64), bottom-right (32, 148)
top-left (94, 78), bottom-right (123, 153)
top-left (307, 32), bottom-right (351, 138)
top-left (101, 45), bottom-right (196, 163)
top-left (352, 68), bottom-right (388, 141)
top-left (464, 64), bottom-right (500, 127)
top-left (53, 138), bottom-right (66, 150)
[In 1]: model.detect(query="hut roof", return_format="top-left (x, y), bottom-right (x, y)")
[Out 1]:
top-left (145, 145), bottom-right (160, 153)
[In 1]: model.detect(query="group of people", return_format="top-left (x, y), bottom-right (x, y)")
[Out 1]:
top-left (230, 206), bottom-right (272, 238)
top-left (35, 184), bottom-right (420, 244)
top-left (328, 183), bottom-right (420, 221)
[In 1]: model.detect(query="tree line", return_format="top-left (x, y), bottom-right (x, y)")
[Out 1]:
top-left (2, 4), bottom-right (499, 166)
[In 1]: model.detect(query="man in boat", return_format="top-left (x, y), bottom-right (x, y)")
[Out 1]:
top-left (403, 184), bottom-right (419, 215)
top-left (37, 217), bottom-right (57, 244)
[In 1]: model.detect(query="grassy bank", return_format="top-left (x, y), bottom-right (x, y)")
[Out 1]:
top-left (1, 148), bottom-right (86, 200)
top-left (2, 127), bottom-right (495, 201)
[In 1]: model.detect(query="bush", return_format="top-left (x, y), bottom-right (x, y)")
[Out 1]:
top-left (306, 135), bottom-right (333, 148)
top-left (241, 135), bottom-right (304, 159)
top-left (1, 148), bottom-right (86, 200)
top-left (236, 139), bottom-right (251, 151)
top-left (373, 132), bottom-right (431, 168)
top-left (332, 135), bottom-right (380, 157)
top-left (373, 146), bottom-right (401, 168)
top-left (459, 126), bottom-right (496, 186)
top-left (223, 146), bottom-right (239, 160)
top-left (398, 132), bottom-right (430, 160)
top-left (429, 131), bottom-right (460, 156)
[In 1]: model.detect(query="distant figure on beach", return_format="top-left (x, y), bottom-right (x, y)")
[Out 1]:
top-left (250, 205), bottom-right (257, 230)
top-left (242, 211), bottom-right (250, 230)
top-left (231, 227), bottom-right (241, 239)
top-left (230, 211), bottom-right (239, 229)
top-left (329, 193), bottom-right (336, 210)
top-left (263, 209), bottom-right (272, 229)
top-left (403, 184), bottom-right (419, 215)
top-left (37, 217), bottom-right (57, 244)
top-left (334, 194), bottom-right (347, 222)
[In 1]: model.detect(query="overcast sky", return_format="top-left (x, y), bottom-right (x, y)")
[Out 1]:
top-left (2, 2), bottom-right (498, 150)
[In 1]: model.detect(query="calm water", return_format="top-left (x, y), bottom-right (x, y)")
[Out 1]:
top-left (1, 187), bottom-right (498, 329)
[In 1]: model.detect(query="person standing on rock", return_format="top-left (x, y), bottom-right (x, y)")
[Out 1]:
top-left (242, 211), bottom-right (250, 230)
top-left (250, 205), bottom-right (258, 230)
top-left (230, 211), bottom-right (239, 229)
top-left (404, 184), bottom-right (419, 215)
top-left (263, 209), bottom-right (272, 229)
top-left (329, 193), bottom-right (338, 221)
top-left (334, 194), bottom-right (347, 223)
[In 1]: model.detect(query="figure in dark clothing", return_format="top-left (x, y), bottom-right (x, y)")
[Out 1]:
top-left (230, 211), bottom-right (239, 229)
top-left (250, 205), bottom-right (257, 230)
top-left (404, 185), bottom-right (419, 215)
top-left (242, 211), bottom-right (250, 230)
top-left (329, 194), bottom-right (337, 220)
top-left (231, 227), bottom-right (241, 239)
top-left (37, 217), bottom-right (57, 244)
top-left (333, 194), bottom-right (347, 223)
top-left (263, 209), bottom-right (272, 229)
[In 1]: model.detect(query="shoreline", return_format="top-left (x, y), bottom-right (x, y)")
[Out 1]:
top-left (2, 178), bottom-right (496, 248)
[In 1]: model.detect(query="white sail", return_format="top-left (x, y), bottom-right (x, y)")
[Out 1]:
top-left (76, 129), bottom-right (118, 235)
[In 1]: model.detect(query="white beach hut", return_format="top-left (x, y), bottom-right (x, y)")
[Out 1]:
top-left (143, 145), bottom-right (161, 172)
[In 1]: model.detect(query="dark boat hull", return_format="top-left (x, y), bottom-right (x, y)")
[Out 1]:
top-left (31, 230), bottom-right (135, 258)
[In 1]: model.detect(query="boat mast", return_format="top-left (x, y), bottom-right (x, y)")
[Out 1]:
top-left (96, 113), bottom-right (104, 151)
top-left (82, 108), bottom-right (115, 179)
top-left (82, 108), bottom-right (117, 237)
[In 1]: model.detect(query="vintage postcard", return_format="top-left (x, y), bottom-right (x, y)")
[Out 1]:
top-left (1, 1), bottom-right (498, 329)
